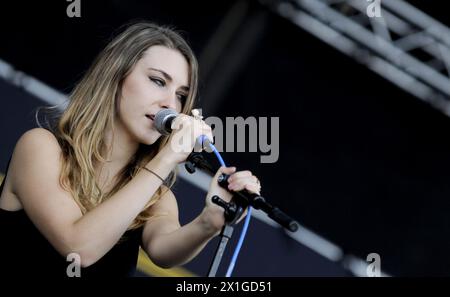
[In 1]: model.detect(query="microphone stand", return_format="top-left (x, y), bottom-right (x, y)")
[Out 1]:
top-left (184, 152), bottom-right (299, 277)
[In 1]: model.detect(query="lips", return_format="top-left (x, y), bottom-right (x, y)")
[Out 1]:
top-left (145, 114), bottom-right (155, 121)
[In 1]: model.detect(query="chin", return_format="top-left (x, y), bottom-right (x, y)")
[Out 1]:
top-left (139, 131), bottom-right (161, 146)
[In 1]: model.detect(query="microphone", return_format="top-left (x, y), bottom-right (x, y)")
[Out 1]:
top-left (154, 109), bottom-right (178, 136)
top-left (154, 108), bottom-right (212, 153)
top-left (218, 174), bottom-right (299, 232)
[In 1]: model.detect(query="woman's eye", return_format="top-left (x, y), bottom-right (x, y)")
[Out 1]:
top-left (177, 93), bottom-right (188, 102)
top-left (150, 77), bottom-right (166, 87)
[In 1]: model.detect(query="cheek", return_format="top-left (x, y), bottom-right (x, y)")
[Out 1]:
top-left (117, 91), bottom-right (138, 121)
top-left (120, 79), bottom-right (149, 112)
top-left (122, 74), bottom-right (149, 102)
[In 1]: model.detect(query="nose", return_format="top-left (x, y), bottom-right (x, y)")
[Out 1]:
top-left (159, 93), bottom-right (178, 110)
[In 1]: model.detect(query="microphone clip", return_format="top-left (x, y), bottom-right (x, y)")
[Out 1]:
top-left (184, 152), bottom-right (215, 174)
top-left (211, 195), bottom-right (245, 225)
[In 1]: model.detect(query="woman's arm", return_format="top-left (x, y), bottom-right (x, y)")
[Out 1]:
top-left (141, 189), bottom-right (219, 269)
top-left (142, 166), bottom-right (258, 269)
top-left (11, 128), bottom-right (176, 267)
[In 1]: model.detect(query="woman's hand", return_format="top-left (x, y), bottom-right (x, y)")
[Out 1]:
top-left (160, 113), bottom-right (213, 164)
top-left (200, 166), bottom-right (262, 235)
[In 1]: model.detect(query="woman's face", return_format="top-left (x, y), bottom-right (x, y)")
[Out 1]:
top-left (117, 45), bottom-right (190, 145)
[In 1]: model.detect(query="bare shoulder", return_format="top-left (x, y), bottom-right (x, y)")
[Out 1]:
top-left (16, 128), bottom-right (60, 154)
top-left (10, 128), bottom-right (60, 188)
top-left (15, 128), bottom-right (61, 161)
top-left (0, 128), bottom-right (58, 210)
top-left (4, 127), bottom-right (85, 256)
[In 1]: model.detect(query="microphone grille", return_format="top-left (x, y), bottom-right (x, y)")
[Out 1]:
top-left (154, 109), bottom-right (178, 135)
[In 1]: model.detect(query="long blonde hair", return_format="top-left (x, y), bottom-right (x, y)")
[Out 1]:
top-left (39, 22), bottom-right (198, 229)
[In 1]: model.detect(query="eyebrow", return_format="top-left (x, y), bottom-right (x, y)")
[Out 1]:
top-left (148, 67), bottom-right (190, 92)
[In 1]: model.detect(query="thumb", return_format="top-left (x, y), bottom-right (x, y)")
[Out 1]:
top-left (216, 166), bottom-right (236, 177)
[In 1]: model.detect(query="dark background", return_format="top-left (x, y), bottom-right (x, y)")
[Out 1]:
top-left (1, 0), bottom-right (450, 276)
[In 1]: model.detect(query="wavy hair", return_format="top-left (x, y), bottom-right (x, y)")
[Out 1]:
top-left (37, 22), bottom-right (198, 229)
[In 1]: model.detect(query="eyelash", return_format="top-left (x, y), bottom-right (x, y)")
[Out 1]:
top-left (177, 93), bottom-right (188, 102)
top-left (150, 77), bottom-right (188, 103)
top-left (150, 77), bottom-right (166, 87)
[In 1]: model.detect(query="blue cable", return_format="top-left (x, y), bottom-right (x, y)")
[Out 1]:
top-left (226, 207), bottom-right (252, 277)
top-left (200, 135), bottom-right (253, 277)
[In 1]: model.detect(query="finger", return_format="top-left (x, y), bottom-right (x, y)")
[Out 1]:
top-left (203, 134), bottom-right (214, 145)
top-left (191, 119), bottom-right (210, 138)
top-left (244, 183), bottom-right (261, 195)
top-left (228, 176), bottom-right (258, 191)
top-left (201, 127), bottom-right (212, 137)
top-left (171, 114), bottom-right (189, 130)
top-left (215, 166), bottom-right (236, 178)
top-left (228, 170), bottom-right (253, 183)
top-left (237, 175), bottom-right (258, 184)
top-left (199, 125), bottom-right (214, 145)
top-left (200, 121), bottom-right (212, 130)
top-left (228, 175), bottom-right (257, 186)
top-left (170, 114), bottom-right (185, 129)
top-left (201, 135), bottom-right (213, 150)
